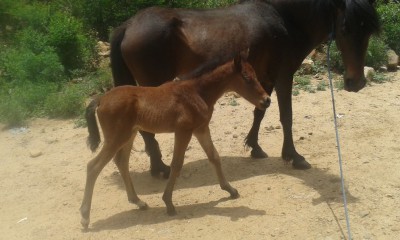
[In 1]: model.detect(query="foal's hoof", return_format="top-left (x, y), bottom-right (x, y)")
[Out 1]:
top-left (230, 189), bottom-right (240, 199)
top-left (80, 218), bottom-right (89, 229)
top-left (292, 158), bottom-right (312, 170)
top-left (250, 146), bottom-right (268, 158)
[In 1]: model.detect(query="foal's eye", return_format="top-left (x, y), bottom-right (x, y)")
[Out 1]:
top-left (242, 73), bottom-right (252, 84)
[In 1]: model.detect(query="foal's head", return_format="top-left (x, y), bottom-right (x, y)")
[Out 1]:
top-left (230, 51), bottom-right (271, 110)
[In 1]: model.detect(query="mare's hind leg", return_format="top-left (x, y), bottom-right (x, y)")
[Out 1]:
top-left (140, 131), bottom-right (170, 178)
top-left (114, 132), bottom-right (148, 210)
top-left (194, 126), bottom-right (239, 199)
top-left (80, 145), bottom-right (118, 229)
top-left (162, 130), bottom-right (192, 216)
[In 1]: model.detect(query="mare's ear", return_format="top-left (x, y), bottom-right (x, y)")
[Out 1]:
top-left (333, 0), bottom-right (346, 10)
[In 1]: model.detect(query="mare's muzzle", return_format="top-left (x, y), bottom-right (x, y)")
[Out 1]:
top-left (344, 77), bottom-right (367, 92)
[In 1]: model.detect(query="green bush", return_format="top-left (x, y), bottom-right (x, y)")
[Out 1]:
top-left (48, 12), bottom-right (98, 73)
top-left (44, 84), bottom-right (85, 118)
top-left (365, 36), bottom-right (388, 69)
top-left (329, 35), bottom-right (388, 71)
top-left (0, 82), bottom-right (59, 126)
top-left (0, 47), bottom-right (66, 84)
top-left (378, 2), bottom-right (400, 53)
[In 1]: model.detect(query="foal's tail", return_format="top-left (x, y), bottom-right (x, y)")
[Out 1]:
top-left (85, 98), bottom-right (101, 152)
top-left (110, 22), bottom-right (136, 87)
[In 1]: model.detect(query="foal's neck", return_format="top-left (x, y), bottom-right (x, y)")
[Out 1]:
top-left (191, 62), bottom-right (235, 107)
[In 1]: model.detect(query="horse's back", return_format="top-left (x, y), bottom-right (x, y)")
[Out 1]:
top-left (119, 2), bottom-right (286, 86)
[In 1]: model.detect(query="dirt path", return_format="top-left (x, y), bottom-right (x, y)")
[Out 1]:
top-left (1, 73), bottom-right (399, 239)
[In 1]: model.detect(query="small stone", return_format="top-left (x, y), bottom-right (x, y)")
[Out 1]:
top-left (301, 58), bottom-right (314, 74)
top-left (379, 66), bottom-right (388, 72)
top-left (359, 210), bottom-right (370, 218)
top-left (29, 149), bottom-right (42, 158)
top-left (387, 49), bottom-right (399, 71)
top-left (233, 134), bottom-right (238, 138)
top-left (46, 137), bottom-right (57, 144)
top-left (308, 132), bottom-right (313, 136)
top-left (275, 125), bottom-right (281, 129)
top-left (299, 136), bottom-right (305, 140)
top-left (364, 66), bottom-right (375, 82)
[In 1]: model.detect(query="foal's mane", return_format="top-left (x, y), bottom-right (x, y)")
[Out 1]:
top-left (178, 53), bottom-right (238, 81)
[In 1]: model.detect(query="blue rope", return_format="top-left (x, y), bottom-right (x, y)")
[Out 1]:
top-left (327, 38), bottom-right (352, 240)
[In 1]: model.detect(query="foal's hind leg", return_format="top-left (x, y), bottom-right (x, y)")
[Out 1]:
top-left (80, 145), bottom-right (118, 228)
top-left (162, 130), bottom-right (192, 216)
top-left (194, 126), bottom-right (239, 199)
top-left (114, 132), bottom-right (148, 210)
top-left (140, 131), bottom-right (170, 178)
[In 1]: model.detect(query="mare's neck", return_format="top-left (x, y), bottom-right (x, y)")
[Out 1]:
top-left (270, 0), bottom-right (333, 56)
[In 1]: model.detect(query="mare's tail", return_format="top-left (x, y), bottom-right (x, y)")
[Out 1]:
top-left (110, 22), bottom-right (136, 87)
top-left (85, 98), bottom-right (101, 152)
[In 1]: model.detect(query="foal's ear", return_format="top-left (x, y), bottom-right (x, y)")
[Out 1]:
top-left (234, 48), bottom-right (250, 71)
top-left (234, 53), bottom-right (243, 71)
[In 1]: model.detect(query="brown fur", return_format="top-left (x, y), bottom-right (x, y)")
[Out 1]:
top-left (80, 52), bottom-right (271, 228)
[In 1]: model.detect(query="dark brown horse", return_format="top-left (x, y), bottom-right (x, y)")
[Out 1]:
top-left (110, 0), bottom-right (380, 176)
top-left (80, 52), bottom-right (271, 228)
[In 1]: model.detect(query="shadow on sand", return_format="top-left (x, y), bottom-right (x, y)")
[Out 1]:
top-left (90, 156), bottom-right (357, 231)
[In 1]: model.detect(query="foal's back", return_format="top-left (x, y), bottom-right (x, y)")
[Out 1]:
top-left (98, 81), bottom-right (209, 134)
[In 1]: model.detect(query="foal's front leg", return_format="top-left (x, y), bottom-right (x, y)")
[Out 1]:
top-left (162, 130), bottom-right (192, 216)
top-left (194, 126), bottom-right (239, 199)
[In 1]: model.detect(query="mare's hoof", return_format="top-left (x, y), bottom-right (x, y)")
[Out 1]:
top-left (151, 166), bottom-right (171, 179)
top-left (166, 208), bottom-right (177, 216)
top-left (251, 147), bottom-right (268, 158)
top-left (292, 159), bottom-right (311, 170)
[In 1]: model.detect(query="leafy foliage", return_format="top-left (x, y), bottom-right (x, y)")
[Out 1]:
top-left (377, 2), bottom-right (400, 53)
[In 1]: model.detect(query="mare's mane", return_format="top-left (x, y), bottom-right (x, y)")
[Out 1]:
top-left (238, 0), bottom-right (380, 35)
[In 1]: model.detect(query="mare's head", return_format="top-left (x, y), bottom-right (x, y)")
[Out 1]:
top-left (230, 50), bottom-right (271, 110)
top-left (332, 0), bottom-right (380, 92)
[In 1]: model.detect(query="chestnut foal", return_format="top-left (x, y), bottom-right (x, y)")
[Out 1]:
top-left (80, 52), bottom-right (271, 228)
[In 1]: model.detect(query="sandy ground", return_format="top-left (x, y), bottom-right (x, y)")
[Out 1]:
top-left (1, 72), bottom-right (400, 240)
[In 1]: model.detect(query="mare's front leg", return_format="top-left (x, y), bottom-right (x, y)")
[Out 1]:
top-left (245, 108), bottom-right (268, 158)
top-left (194, 126), bottom-right (239, 198)
top-left (113, 132), bottom-right (148, 210)
top-left (162, 130), bottom-right (192, 216)
top-left (276, 77), bottom-right (311, 169)
top-left (139, 131), bottom-right (170, 178)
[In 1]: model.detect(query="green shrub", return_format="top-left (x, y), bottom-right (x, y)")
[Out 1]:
top-left (0, 47), bottom-right (66, 84)
top-left (329, 35), bottom-right (388, 72)
top-left (365, 36), bottom-right (388, 69)
top-left (44, 84), bottom-right (85, 118)
top-left (378, 3), bottom-right (400, 53)
top-left (48, 12), bottom-right (98, 73)
top-left (0, 82), bottom-right (59, 126)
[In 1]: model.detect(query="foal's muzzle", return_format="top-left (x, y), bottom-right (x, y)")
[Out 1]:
top-left (260, 97), bottom-right (271, 109)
